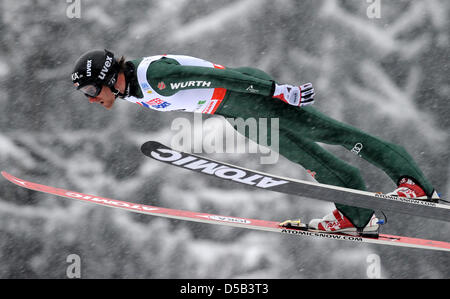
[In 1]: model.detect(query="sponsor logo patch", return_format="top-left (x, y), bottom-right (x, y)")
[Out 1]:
top-left (351, 143), bottom-right (363, 156)
top-left (157, 81), bottom-right (166, 90)
top-left (170, 81), bottom-right (211, 89)
top-left (140, 98), bottom-right (171, 109)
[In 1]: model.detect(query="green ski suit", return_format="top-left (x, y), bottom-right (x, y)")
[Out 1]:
top-left (125, 56), bottom-right (435, 228)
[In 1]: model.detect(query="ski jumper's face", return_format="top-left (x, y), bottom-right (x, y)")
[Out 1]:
top-left (88, 85), bottom-right (116, 110)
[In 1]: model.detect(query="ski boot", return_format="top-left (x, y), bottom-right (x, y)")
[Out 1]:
top-left (386, 177), bottom-right (440, 202)
top-left (280, 210), bottom-right (380, 238)
top-left (307, 209), bottom-right (380, 237)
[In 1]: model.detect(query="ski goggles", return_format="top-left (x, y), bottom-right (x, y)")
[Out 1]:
top-left (78, 83), bottom-right (103, 98)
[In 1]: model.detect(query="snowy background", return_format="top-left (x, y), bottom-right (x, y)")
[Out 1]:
top-left (0, 0), bottom-right (449, 278)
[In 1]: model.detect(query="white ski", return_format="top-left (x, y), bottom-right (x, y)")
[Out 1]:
top-left (141, 141), bottom-right (450, 223)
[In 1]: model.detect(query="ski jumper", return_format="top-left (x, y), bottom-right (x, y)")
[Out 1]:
top-left (124, 55), bottom-right (435, 228)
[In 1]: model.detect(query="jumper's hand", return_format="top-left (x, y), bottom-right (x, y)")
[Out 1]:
top-left (273, 83), bottom-right (315, 107)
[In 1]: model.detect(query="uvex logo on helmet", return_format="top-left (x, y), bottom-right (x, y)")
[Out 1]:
top-left (86, 59), bottom-right (92, 77)
top-left (98, 55), bottom-right (113, 80)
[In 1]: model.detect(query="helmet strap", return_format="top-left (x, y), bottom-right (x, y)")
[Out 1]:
top-left (109, 86), bottom-right (122, 98)
top-left (105, 71), bottom-right (124, 99)
top-left (109, 81), bottom-right (130, 99)
top-left (109, 71), bottom-right (130, 99)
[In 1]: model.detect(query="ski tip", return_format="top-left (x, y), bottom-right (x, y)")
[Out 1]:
top-left (1, 171), bottom-right (21, 185)
top-left (1, 171), bottom-right (20, 183)
top-left (140, 141), bottom-right (166, 155)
